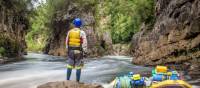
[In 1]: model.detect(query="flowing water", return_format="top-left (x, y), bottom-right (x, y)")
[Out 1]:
top-left (0, 53), bottom-right (151, 88)
top-left (0, 53), bottom-right (199, 88)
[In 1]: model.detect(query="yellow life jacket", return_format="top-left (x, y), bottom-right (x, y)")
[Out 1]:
top-left (68, 28), bottom-right (81, 47)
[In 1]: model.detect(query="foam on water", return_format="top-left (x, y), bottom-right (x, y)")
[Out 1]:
top-left (0, 53), bottom-right (199, 88)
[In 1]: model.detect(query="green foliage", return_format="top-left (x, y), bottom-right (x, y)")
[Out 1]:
top-left (95, 0), bottom-right (155, 43)
top-left (26, 0), bottom-right (60, 51)
top-left (26, 0), bottom-right (155, 51)
top-left (110, 0), bottom-right (155, 43)
top-left (26, 0), bottom-right (97, 51)
top-left (0, 47), bottom-right (5, 56)
top-left (26, 4), bottom-right (49, 51)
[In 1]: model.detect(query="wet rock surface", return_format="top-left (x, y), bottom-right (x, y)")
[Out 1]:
top-left (131, 0), bottom-right (200, 77)
top-left (112, 44), bottom-right (131, 56)
top-left (37, 81), bottom-right (103, 88)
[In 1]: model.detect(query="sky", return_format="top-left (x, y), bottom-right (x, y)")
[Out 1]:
top-left (33, 0), bottom-right (46, 8)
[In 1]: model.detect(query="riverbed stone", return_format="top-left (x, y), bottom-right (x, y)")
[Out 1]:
top-left (37, 81), bottom-right (103, 88)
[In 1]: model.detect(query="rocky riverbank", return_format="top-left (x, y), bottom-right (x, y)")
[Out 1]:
top-left (131, 0), bottom-right (200, 78)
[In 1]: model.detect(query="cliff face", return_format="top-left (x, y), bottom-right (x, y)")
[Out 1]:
top-left (131, 0), bottom-right (200, 76)
top-left (0, 1), bottom-right (28, 62)
top-left (43, 1), bottom-right (113, 57)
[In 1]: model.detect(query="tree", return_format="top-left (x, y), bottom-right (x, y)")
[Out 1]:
top-left (109, 0), bottom-right (155, 43)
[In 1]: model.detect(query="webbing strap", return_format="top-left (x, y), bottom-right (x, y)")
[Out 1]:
top-left (66, 64), bottom-right (82, 69)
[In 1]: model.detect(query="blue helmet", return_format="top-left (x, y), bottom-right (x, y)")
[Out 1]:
top-left (73, 18), bottom-right (82, 27)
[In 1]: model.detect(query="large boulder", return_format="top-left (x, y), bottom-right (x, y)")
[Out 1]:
top-left (37, 81), bottom-right (103, 88)
top-left (131, 0), bottom-right (200, 77)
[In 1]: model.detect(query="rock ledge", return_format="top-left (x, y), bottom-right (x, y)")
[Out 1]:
top-left (37, 81), bottom-right (103, 88)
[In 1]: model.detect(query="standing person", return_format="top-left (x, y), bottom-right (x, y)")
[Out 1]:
top-left (66, 18), bottom-right (87, 82)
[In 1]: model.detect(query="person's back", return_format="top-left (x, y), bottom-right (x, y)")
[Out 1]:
top-left (65, 18), bottom-right (87, 82)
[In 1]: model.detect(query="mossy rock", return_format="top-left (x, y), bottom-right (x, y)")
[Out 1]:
top-left (0, 35), bottom-right (21, 57)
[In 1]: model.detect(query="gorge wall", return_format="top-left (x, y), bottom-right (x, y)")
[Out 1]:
top-left (0, 0), bottom-right (29, 63)
top-left (131, 0), bottom-right (200, 77)
top-left (43, 1), bottom-right (113, 57)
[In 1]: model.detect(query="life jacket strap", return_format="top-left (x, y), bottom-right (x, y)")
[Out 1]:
top-left (68, 46), bottom-right (81, 50)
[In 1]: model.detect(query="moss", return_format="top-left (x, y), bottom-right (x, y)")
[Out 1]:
top-left (0, 47), bottom-right (5, 56)
top-left (0, 34), bottom-right (21, 57)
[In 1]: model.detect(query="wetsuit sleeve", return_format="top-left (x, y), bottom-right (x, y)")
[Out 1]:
top-left (80, 30), bottom-right (87, 52)
top-left (66, 31), bottom-right (70, 49)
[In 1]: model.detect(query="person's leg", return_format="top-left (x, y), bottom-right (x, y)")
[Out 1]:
top-left (75, 50), bottom-right (83, 82)
top-left (76, 69), bottom-right (81, 82)
top-left (67, 67), bottom-right (72, 80)
top-left (67, 50), bottom-right (74, 80)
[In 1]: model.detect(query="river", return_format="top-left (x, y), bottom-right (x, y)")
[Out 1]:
top-left (0, 53), bottom-right (199, 88)
top-left (0, 53), bottom-right (152, 88)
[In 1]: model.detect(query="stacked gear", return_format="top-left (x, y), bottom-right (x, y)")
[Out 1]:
top-left (150, 66), bottom-right (192, 88)
top-left (131, 74), bottom-right (146, 87)
top-left (169, 71), bottom-right (179, 80)
top-left (152, 66), bottom-right (168, 81)
top-left (113, 66), bottom-right (192, 88)
top-left (113, 72), bottom-right (146, 88)
top-left (152, 66), bottom-right (180, 82)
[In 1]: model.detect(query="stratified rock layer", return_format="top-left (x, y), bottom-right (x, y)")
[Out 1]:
top-left (131, 0), bottom-right (200, 77)
top-left (37, 81), bottom-right (103, 88)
